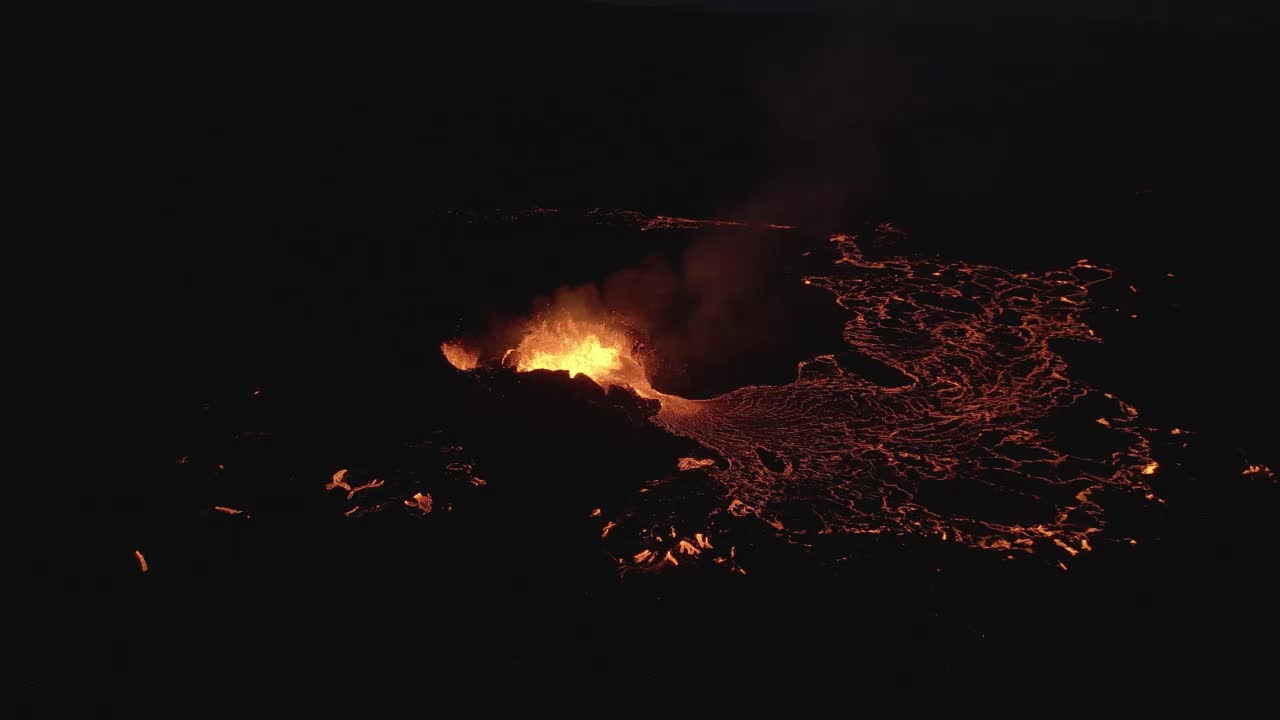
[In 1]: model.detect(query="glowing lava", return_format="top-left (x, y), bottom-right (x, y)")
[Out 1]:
top-left (643, 232), bottom-right (1161, 559)
top-left (510, 316), bottom-right (657, 398)
top-left (441, 342), bottom-right (479, 371)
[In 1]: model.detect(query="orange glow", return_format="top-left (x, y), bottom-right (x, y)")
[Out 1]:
top-left (510, 316), bottom-right (654, 394)
top-left (405, 492), bottom-right (433, 514)
top-left (677, 457), bottom-right (716, 471)
top-left (514, 315), bottom-right (640, 381)
top-left (440, 341), bottom-right (478, 371)
top-left (1243, 465), bottom-right (1273, 476)
top-left (518, 325), bottom-right (619, 377)
top-left (325, 469), bottom-right (385, 500)
top-left (213, 506), bottom-right (244, 515)
top-left (1141, 462), bottom-right (1159, 475)
top-left (346, 478), bottom-right (384, 499)
top-left (326, 469), bottom-right (350, 492)
top-left (134, 550), bottom-right (148, 573)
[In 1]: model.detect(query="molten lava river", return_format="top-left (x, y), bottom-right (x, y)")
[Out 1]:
top-left (444, 214), bottom-right (1175, 572)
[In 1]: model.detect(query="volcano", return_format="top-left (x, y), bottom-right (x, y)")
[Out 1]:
top-left (61, 205), bottom-right (1279, 705)
top-left (46, 1), bottom-right (1280, 707)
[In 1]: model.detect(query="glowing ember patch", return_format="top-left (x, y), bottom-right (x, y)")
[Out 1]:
top-left (1243, 465), bottom-right (1273, 476)
top-left (405, 492), bottom-right (433, 514)
top-left (326, 469), bottom-right (350, 491)
top-left (440, 342), bottom-right (478, 371)
top-left (134, 550), bottom-right (148, 573)
top-left (346, 478), bottom-right (384, 499)
top-left (677, 457), bottom-right (715, 471)
top-left (1141, 462), bottom-right (1159, 475)
top-left (601, 521), bottom-right (616, 538)
top-left (589, 508), bottom-right (601, 517)
top-left (326, 470), bottom-right (385, 500)
top-left (213, 506), bottom-right (244, 515)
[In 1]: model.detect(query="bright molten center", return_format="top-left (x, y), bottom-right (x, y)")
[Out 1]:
top-left (512, 317), bottom-right (655, 396)
top-left (519, 333), bottom-right (622, 379)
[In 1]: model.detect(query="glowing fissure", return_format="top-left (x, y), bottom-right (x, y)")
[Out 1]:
top-left (447, 213), bottom-right (1162, 563)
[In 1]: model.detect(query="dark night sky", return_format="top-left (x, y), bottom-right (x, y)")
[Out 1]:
top-left (598, 0), bottom-right (1279, 20)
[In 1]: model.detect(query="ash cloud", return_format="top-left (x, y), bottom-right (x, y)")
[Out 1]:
top-left (745, 41), bottom-right (912, 229)
top-left (498, 225), bottom-right (819, 397)
top-left (477, 39), bottom-right (921, 393)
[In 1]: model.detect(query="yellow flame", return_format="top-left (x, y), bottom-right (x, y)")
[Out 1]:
top-left (511, 317), bottom-right (655, 396)
top-left (520, 334), bottom-right (620, 378)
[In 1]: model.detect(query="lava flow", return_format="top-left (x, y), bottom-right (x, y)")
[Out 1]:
top-left (445, 212), bottom-right (1164, 564)
top-left (647, 234), bottom-right (1160, 558)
